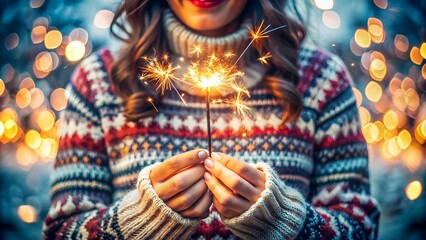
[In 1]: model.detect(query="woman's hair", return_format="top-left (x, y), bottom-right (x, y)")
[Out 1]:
top-left (110, 0), bottom-right (306, 124)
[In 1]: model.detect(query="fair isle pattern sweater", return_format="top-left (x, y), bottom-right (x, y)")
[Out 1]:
top-left (42, 46), bottom-right (380, 239)
top-left (43, 11), bottom-right (379, 238)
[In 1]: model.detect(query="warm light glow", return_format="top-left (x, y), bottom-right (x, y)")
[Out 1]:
top-left (401, 77), bottom-right (415, 90)
top-left (381, 140), bottom-right (392, 159)
top-left (37, 110), bottom-right (55, 131)
top-left (322, 11), bottom-right (340, 29)
top-left (353, 87), bottom-right (363, 107)
top-left (16, 88), bottom-right (32, 109)
top-left (4, 119), bottom-right (18, 139)
top-left (69, 28), bottom-right (89, 44)
top-left (0, 121), bottom-right (4, 137)
top-left (392, 89), bottom-right (406, 112)
top-left (383, 110), bottom-right (398, 131)
top-left (406, 181), bottom-right (422, 201)
top-left (36, 138), bottom-right (52, 158)
top-left (358, 107), bottom-right (371, 127)
top-left (410, 47), bottom-right (423, 65)
top-left (30, 0), bottom-right (45, 8)
top-left (402, 145), bottom-right (423, 172)
top-left (31, 25), bottom-right (46, 44)
top-left (34, 51), bottom-right (53, 75)
top-left (16, 145), bottom-right (38, 167)
top-left (65, 41), bottom-right (85, 61)
top-left (94, 10), bottom-right (114, 29)
top-left (50, 88), bottom-right (68, 111)
top-left (373, 0), bottom-right (388, 9)
top-left (354, 29), bottom-right (371, 48)
top-left (17, 205), bottom-right (37, 223)
top-left (405, 88), bottom-right (420, 112)
top-left (313, 0), bottom-right (334, 10)
top-left (30, 88), bottom-right (44, 109)
top-left (420, 42), bottom-right (426, 59)
top-left (0, 79), bottom-right (4, 96)
top-left (369, 58), bottom-right (386, 81)
top-left (368, 18), bottom-right (385, 43)
top-left (25, 130), bottom-right (41, 149)
top-left (394, 34), bottom-right (409, 53)
top-left (362, 123), bottom-right (379, 143)
top-left (397, 130), bottom-right (411, 150)
top-left (365, 81), bottom-right (382, 102)
top-left (388, 137), bottom-right (401, 156)
top-left (374, 121), bottom-right (385, 142)
top-left (44, 30), bottom-right (62, 49)
top-left (20, 77), bottom-right (35, 90)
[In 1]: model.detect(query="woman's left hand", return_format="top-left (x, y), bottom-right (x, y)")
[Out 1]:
top-left (203, 152), bottom-right (266, 219)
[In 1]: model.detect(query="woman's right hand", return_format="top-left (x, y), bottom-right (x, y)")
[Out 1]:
top-left (150, 149), bottom-right (212, 219)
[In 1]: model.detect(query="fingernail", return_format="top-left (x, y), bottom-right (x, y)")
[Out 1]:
top-left (211, 152), bottom-right (221, 161)
top-left (204, 172), bottom-right (211, 180)
top-left (204, 159), bottom-right (214, 169)
top-left (198, 150), bottom-right (208, 159)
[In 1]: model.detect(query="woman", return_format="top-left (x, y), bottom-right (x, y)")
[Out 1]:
top-left (43, 0), bottom-right (380, 239)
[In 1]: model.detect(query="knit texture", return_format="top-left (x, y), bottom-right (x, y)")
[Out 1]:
top-left (43, 13), bottom-right (380, 240)
top-left (223, 162), bottom-right (307, 239)
top-left (117, 163), bottom-right (199, 239)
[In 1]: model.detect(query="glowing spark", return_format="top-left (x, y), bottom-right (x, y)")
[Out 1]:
top-left (230, 90), bottom-right (251, 117)
top-left (141, 57), bottom-right (187, 105)
top-left (147, 97), bottom-right (158, 112)
top-left (191, 44), bottom-right (202, 57)
top-left (258, 52), bottom-right (272, 64)
top-left (249, 20), bottom-right (270, 40)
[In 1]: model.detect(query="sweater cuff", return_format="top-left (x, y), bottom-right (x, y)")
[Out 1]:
top-left (223, 162), bottom-right (307, 240)
top-left (117, 163), bottom-right (200, 239)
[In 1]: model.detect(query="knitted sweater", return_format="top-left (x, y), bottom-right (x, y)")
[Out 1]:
top-left (43, 11), bottom-right (380, 240)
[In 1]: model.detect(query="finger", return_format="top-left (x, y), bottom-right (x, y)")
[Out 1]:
top-left (212, 152), bottom-right (265, 187)
top-left (213, 197), bottom-right (240, 219)
top-left (204, 172), bottom-right (251, 213)
top-left (151, 149), bottom-right (209, 182)
top-left (180, 190), bottom-right (213, 219)
top-left (166, 179), bottom-right (207, 212)
top-left (204, 158), bottom-right (259, 203)
top-left (156, 164), bottom-right (205, 200)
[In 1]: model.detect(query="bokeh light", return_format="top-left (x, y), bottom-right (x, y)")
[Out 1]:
top-left (65, 41), bottom-right (85, 61)
top-left (37, 110), bottom-right (55, 132)
top-left (365, 81), bottom-right (382, 102)
top-left (406, 181), bottom-right (423, 201)
top-left (383, 110), bottom-right (398, 131)
top-left (25, 130), bottom-right (42, 149)
top-left (17, 205), bottom-right (38, 223)
top-left (44, 30), bottom-right (62, 49)
top-left (322, 10), bottom-right (340, 29)
top-left (94, 9), bottom-right (114, 29)
top-left (354, 29), bottom-right (371, 48)
top-left (50, 88), bottom-right (68, 111)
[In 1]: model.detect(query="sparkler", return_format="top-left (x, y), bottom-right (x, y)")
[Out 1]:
top-left (140, 21), bottom-right (285, 156)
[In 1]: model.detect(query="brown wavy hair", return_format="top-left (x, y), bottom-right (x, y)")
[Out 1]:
top-left (110, 0), bottom-right (305, 124)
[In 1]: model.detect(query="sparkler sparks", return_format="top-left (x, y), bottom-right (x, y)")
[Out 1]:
top-left (140, 20), bottom-right (286, 155)
top-left (258, 52), bottom-right (272, 64)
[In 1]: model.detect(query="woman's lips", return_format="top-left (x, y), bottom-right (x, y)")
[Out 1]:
top-left (188, 0), bottom-right (223, 8)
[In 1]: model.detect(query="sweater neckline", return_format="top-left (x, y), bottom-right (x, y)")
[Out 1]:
top-left (162, 9), bottom-right (265, 97)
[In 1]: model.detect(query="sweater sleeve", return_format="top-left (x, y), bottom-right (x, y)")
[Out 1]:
top-left (42, 52), bottom-right (199, 239)
top-left (223, 52), bottom-right (380, 239)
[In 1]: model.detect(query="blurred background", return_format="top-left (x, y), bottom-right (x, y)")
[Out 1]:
top-left (0, 0), bottom-right (425, 239)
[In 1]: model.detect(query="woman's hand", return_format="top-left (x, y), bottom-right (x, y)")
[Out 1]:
top-left (150, 149), bottom-right (212, 219)
top-left (203, 152), bottom-right (266, 219)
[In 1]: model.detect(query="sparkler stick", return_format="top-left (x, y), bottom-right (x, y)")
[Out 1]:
top-left (205, 87), bottom-right (212, 156)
